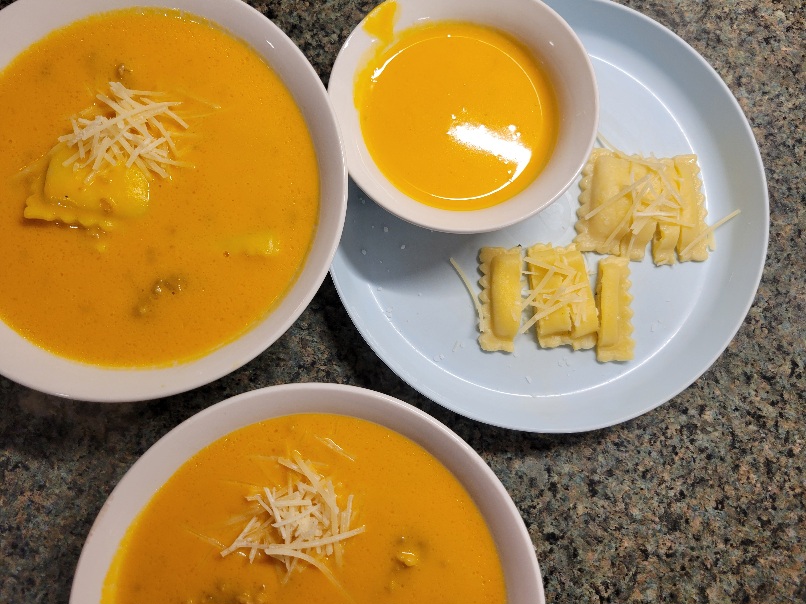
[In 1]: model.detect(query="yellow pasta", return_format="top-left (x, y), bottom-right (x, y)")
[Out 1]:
top-left (478, 246), bottom-right (523, 352)
top-left (595, 255), bottom-right (634, 362)
top-left (23, 143), bottom-right (150, 233)
top-left (221, 232), bottom-right (281, 257)
top-left (523, 243), bottom-right (598, 350)
top-left (651, 221), bottom-right (680, 266)
top-left (674, 154), bottom-right (709, 261)
top-left (456, 144), bottom-right (739, 363)
top-left (575, 147), bottom-right (709, 265)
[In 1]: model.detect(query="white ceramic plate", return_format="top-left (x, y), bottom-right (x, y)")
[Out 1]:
top-left (70, 383), bottom-right (544, 603)
top-left (0, 0), bottom-right (347, 402)
top-left (329, 0), bottom-right (769, 433)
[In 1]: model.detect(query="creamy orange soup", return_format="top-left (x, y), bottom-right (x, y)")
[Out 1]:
top-left (355, 2), bottom-right (558, 211)
top-left (0, 9), bottom-right (319, 367)
top-left (104, 413), bottom-right (507, 604)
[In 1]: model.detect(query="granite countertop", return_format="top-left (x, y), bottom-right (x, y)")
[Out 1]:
top-left (0, 0), bottom-right (803, 602)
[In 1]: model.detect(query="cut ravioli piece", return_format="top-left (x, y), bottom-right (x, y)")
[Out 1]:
top-left (575, 146), bottom-right (711, 265)
top-left (595, 256), bottom-right (634, 362)
top-left (575, 148), bottom-right (636, 257)
top-left (621, 158), bottom-right (678, 261)
top-left (523, 243), bottom-right (598, 350)
top-left (24, 143), bottom-right (150, 232)
top-left (648, 155), bottom-right (694, 265)
top-left (576, 147), bottom-right (678, 261)
top-left (673, 154), bottom-right (709, 262)
top-left (478, 246), bottom-right (523, 353)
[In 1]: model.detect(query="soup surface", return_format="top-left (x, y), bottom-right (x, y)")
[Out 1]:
top-left (355, 2), bottom-right (558, 211)
top-left (0, 9), bottom-right (319, 367)
top-left (104, 413), bottom-right (507, 604)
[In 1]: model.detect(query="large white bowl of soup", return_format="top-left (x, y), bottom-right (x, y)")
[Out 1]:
top-left (329, 0), bottom-right (598, 234)
top-left (0, 0), bottom-right (347, 401)
top-left (70, 383), bottom-right (545, 603)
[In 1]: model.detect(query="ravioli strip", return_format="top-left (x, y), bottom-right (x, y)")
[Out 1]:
top-left (595, 256), bottom-right (634, 362)
top-left (478, 247), bottom-right (523, 353)
top-left (524, 244), bottom-right (598, 351)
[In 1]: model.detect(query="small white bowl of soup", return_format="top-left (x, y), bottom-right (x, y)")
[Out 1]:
top-left (0, 0), bottom-right (347, 401)
top-left (70, 383), bottom-right (545, 604)
top-left (329, 0), bottom-right (598, 233)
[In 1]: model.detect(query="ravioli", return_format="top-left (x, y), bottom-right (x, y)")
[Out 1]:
top-left (478, 246), bottom-right (523, 352)
top-left (24, 143), bottom-right (150, 233)
top-left (595, 255), bottom-right (634, 362)
top-left (523, 243), bottom-right (598, 350)
top-left (105, 414), bottom-right (507, 604)
top-left (575, 147), bottom-right (711, 265)
top-left (455, 138), bottom-right (740, 365)
top-left (673, 155), bottom-right (709, 261)
top-left (222, 231), bottom-right (281, 257)
top-left (22, 80), bottom-right (193, 233)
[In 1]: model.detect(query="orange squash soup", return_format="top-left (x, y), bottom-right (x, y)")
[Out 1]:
top-left (0, 8), bottom-right (319, 367)
top-left (103, 413), bottom-right (507, 604)
top-left (354, 2), bottom-right (558, 211)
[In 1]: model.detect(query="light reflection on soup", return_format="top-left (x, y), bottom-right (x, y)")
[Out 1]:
top-left (0, 8), bottom-right (319, 367)
top-left (103, 413), bottom-right (507, 604)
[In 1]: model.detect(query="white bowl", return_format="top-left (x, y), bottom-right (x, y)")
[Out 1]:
top-left (0, 0), bottom-right (347, 402)
top-left (70, 383), bottom-right (545, 603)
top-left (328, 0), bottom-right (598, 234)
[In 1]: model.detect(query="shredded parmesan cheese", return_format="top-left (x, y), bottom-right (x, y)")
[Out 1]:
top-left (450, 257), bottom-right (483, 329)
top-left (57, 81), bottom-right (191, 182)
top-left (221, 451), bottom-right (365, 590)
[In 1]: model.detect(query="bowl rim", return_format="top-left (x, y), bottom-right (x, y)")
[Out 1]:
top-left (0, 0), bottom-right (348, 402)
top-left (328, 0), bottom-right (598, 234)
top-left (69, 383), bottom-right (546, 603)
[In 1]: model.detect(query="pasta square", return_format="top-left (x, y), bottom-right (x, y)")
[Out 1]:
top-left (575, 147), bottom-right (710, 265)
top-left (24, 144), bottom-right (150, 232)
top-left (523, 243), bottom-right (598, 350)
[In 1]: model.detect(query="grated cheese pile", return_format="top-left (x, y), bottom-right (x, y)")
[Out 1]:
top-left (221, 451), bottom-right (365, 586)
top-left (521, 258), bottom-right (587, 332)
top-left (57, 81), bottom-right (190, 181)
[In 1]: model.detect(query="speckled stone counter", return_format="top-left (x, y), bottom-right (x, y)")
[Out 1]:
top-left (0, 0), bottom-right (803, 602)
